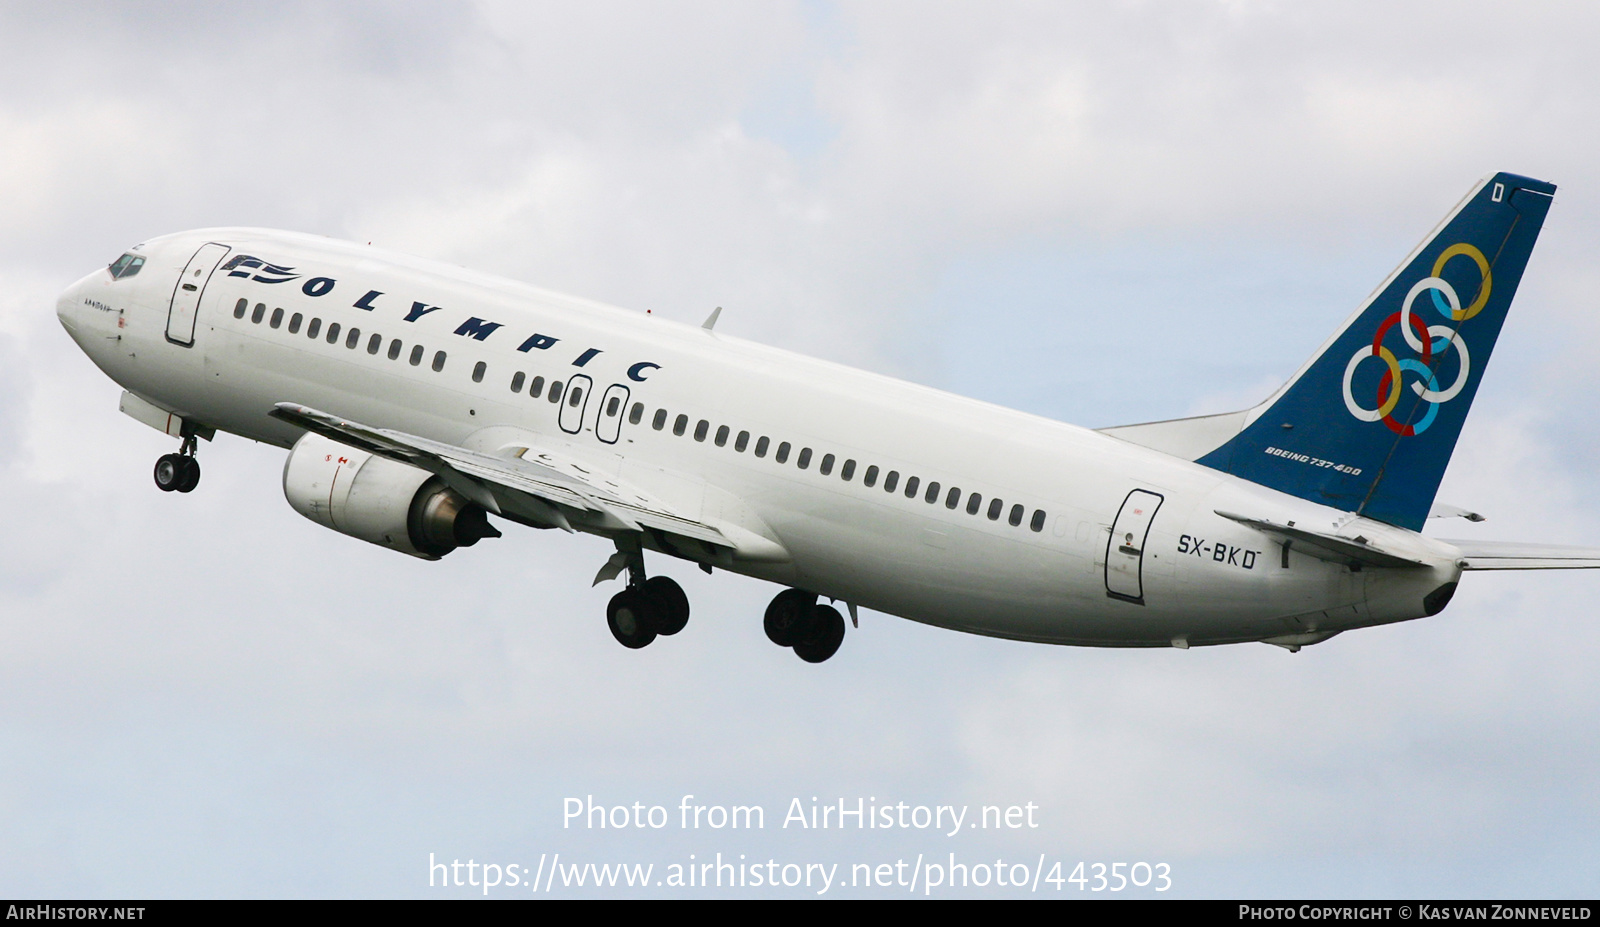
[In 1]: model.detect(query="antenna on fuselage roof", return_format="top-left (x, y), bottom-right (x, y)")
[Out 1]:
top-left (701, 306), bottom-right (722, 331)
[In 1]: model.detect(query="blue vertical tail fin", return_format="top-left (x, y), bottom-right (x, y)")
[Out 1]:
top-left (1195, 172), bottom-right (1556, 531)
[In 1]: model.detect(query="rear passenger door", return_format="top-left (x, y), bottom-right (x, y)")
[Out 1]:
top-left (1105, 489), bottom-right (1164, 605)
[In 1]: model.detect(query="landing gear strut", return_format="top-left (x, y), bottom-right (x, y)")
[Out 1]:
top-left (153, 434), bottom-right (200, 493)
top-left (764, 588), bottom-right (846, 663)
top-left (602, 541), bottom-right (690, 650)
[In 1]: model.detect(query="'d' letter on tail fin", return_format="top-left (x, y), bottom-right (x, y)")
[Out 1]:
top-left (1194, 172), bottom-right (1556, 531)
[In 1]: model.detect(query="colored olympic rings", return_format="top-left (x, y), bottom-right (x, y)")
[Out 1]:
top-left (1432, 243), bottom-right (1492, 321)
top-left (1340, 242), bottom-right (1487, 436)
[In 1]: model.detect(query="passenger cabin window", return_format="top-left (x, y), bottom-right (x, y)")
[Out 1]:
top-left (884, 470), bottom-right (899, 493)
top-left (988, 498), bottom-right (1004, 521)
top-left (629, 403), bottom-right (644, 425)
top-left (797, 448), bottom-right (812, 469)
top-left (473, 361), bottom-right (487, 383)
top-left (840, 459), bottom-right (855, 481)
top-left (529, 376), bottom-right (545, 398)
top-left (233, 299), bottom-right (247, 319)
top-left (326, 322), bottom-right (341, 343)
top-left (904, 476), bottom-right (920, 498)
top-left (673, 414), bottom-right (688, 436)
top-left (288, 312), bottom-right (303, 334)
top-left (270, 307), bottom-right (284, 329)
top-left (652, 409), bottom-right (667, 430)
top-left (820, 454), bottom-right (835, 476)
top-left (252, 303), bottom-right (266, 324)
top-left (946, 487), bottom-right (961, 509)
top-left (409, 344), bottom-right (424, 366)
top-left (432, 351), bottom-right (447, 372)
top-left (1030, 509), bottom-right (1046, 532)
top-left (367, 333), bottom-right (382, 354)
top-left (864, 465), bottom-right (879, 487)
top-left (548, 380), bottom-right (563, 402)
top-left (388, 339), bottom-right (403, 361)
top-left (108, 254), bottom-right (145, 279)
top-left (1008, 504), bottom-right (1024, 527)
top-left (307, 318), bottom-right (322, 339)
top-left (755, 436), bottom-right (770, 457)
top-left (966, 492), bottom-right (982, 515)
top-left (924, 481), bottom-right (939, 503)
top-left (346, 327), bottom-right (361, 349)
top-left (714, 425), bottom-right (729, 447)
top-left (694, 420), bottom-right (709, 442)
top-left (776, 442), bottom-right (791, 464)
top-left (735, 431), bottom-right (749, 452)
top-left (511, 371), bottom-right (525, 393)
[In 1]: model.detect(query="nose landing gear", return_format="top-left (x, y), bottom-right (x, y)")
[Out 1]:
top-left (153, 434), bottom-right (201, 493)
top-left (764, 589), bottom-right (846, 663)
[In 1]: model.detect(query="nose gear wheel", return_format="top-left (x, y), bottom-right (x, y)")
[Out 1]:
top-left (153, 453), bottom-right (200, 493)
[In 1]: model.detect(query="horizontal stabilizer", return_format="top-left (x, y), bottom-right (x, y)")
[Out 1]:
top-left (1442, 540), bottom-right (1600, 571)
top-left (1214, 510), bottom-right (1433, 569)
top-left (1428, 502), bottom-right (1485, 522)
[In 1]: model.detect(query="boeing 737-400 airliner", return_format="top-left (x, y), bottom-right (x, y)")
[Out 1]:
top-left (55, 171), bottom-right (1600, 662)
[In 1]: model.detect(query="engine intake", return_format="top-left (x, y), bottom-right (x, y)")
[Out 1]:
top-left (282, 432), bottom-right (501, 559)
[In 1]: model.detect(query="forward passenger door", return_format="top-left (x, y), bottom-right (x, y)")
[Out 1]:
top-left (166, 243), bottom-right (231, 346)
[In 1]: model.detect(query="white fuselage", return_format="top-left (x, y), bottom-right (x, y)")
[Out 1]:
top-left (56, 229), bottom-right (1462, 648)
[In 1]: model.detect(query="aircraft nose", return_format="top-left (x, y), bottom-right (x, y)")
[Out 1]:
top-left (56, 270), bottom-right (100, 346)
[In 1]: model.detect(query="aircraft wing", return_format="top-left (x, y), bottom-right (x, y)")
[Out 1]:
top-left (269, 402), bottom-right (734, 550)
top-left (1439, 540), bottom-right (1600, 571)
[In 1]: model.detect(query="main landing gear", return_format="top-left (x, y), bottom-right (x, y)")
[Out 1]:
top-left (606, 575), bottom-right (691, 649)
top-left (595, 544), bottom-right (846, 663)
top-left (764, 589), bottom-right (846, 663)
top-left (153, 434), bottom-right (201, 493)
top-left (600, 541), bottom-right (690, 650)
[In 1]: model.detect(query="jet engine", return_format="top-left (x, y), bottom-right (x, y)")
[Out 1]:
top-left (282, 432), bottom-right (501, 559)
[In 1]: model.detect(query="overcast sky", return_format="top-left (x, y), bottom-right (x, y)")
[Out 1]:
top-left (3, 1), bottom-right (1598, 898)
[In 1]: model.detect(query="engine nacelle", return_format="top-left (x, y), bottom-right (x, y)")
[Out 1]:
top-left (282, 432), bottom-right (501, 559)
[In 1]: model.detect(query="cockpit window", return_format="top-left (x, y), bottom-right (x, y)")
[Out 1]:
top-left (108, 253), bottom-right (145, 279)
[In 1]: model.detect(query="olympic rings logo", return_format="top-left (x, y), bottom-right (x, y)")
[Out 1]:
top-left (1341, 243), bottom-right (1491, 436)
